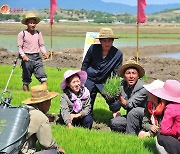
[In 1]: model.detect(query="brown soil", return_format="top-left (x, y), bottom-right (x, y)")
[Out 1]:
top-left (1, 44), bottom-right (179, 130)
top-left (1, 44), bottom-right (179, 82)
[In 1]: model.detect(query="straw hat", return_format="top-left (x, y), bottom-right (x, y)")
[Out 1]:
top-left (22, 85), bottom-right (59, 105)
top-left (118, 59), bottom-right (145, 78)
top-left (151, 80), bottom-right (180, 103)
top-left (21, 13), bottom-right (40, 25)
top-left (61, 70), bottom-right (87, 90)
top-left (143, 79), bottom-right (164, 93)
top-left (96, 28), bottom-right (118, 39)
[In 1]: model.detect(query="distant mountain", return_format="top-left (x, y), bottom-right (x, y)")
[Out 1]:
top-left (1, 0), bottom-right (180, 14)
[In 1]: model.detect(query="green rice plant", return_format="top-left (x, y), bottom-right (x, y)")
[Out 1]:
top-left (0, 65), bottom-right (158, 153)
top-left (103, 75), bottom-right (123, 99)
top-left (52, 124), bottom-right (157, 154)
top-left (141, 75), bottom-right (148, 82)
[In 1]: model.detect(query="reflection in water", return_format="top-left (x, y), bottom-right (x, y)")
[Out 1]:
top-left (158, 53), bottom-right (180, 59)
top-left (0, 34), bottom-right (180, 52)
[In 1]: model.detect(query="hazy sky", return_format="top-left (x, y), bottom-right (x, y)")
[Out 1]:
top-left (102, 0), bottom-right (180, 6)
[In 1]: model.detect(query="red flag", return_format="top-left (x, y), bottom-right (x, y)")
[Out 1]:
top-left (50, 0), bottom-right (57, 25)
top-left (137, 0), bottom-right (146, 23)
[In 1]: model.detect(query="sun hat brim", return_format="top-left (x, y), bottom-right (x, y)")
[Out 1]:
top-left (95, 36), bottom-right (119, 39)
top-left (118, 63), bottom-right (145, 78)
top-left (61, 70), bottom-right (87, 90)
top-left (143, 80), bottom-right (164, 93)
top-left (22, 92), bottom-right (59, 105)
top-left (21, 16), bottom-right (41, 25)
top-left (151, 88), bottom-right (180, 103)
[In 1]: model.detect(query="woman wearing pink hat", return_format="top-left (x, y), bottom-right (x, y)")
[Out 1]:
top-left (56, 70), bottom-right (93, 129)
top-left (150, 80), bottom-right (180, 154)
top-left (138, 79), bottom-right (165, 139)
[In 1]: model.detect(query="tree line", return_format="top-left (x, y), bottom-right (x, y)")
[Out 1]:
top-left (0, 8), bottom-right (180, 23)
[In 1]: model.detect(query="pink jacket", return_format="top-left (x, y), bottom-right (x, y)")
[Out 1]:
top-left (160, 103), bottom-right (180, 140)
top-left (17, 30), bottom-right (46, 57)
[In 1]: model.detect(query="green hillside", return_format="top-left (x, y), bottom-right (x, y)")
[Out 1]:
top-left (0, 8), bottom-right (180, 24)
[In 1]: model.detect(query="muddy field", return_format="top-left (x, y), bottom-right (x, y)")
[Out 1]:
top-left (1, 44), bottom-right (179, 82)
top-left (0, 44), bottom-right (180, 130)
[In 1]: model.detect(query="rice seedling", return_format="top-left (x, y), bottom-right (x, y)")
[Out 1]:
top-left (0, 65), bottom-right (157, 153)
top-left (102, 75), bottom-right (123, 100)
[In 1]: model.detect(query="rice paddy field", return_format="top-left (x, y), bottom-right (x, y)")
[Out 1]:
top-left (0, 22), bottom-right (180, 52)
top-left (0, 65), bottom-right (158, 154)
top-left (1, 22), bottom-right (179, 153)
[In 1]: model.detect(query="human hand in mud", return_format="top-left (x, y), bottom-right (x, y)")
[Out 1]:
top-left (22, 55), bottom-right (29, 61)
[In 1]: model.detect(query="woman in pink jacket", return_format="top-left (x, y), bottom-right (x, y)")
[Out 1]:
top-left (150, 80), bottom-right (180, 154)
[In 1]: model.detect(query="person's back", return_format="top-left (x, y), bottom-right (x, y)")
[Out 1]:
top-left (161, 103), bottom-right (180, 140)
top-left (21, 85), bottom-right (65, 153)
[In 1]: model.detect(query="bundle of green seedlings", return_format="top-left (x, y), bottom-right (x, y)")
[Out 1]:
top-left (103, 75), bottom-right (123, 100)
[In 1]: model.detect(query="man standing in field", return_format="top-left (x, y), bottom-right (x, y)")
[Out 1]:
top-left (17, 13), bottom-right (49, 91)
top-left (81, 28), bottom-right (123, 117)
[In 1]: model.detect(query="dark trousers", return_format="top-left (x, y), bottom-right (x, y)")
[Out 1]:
top-left (90, 86), bottom-right (121, 113)
top-left (57, 113), bottom-right (93, 129)
top-left (21, 53), bottom-right (47, 85)
top-left (110, 107), bottom-right (144, 135)
top-left (157, 133), bottom-right (180, 154)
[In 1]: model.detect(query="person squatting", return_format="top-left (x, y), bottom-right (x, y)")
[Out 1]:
top-left (10, 19), bottom-right (180, 153)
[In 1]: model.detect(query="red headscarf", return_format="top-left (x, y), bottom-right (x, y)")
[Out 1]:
top-left (147, 101), bottom-right (165, 126)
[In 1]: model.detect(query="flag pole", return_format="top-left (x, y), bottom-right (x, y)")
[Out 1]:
top-left (136, 22), bottom-right (139, 63)
top-left (49, 0), bottom-right (57, 60)
top-left (136, 0), bottom-right (139, 63)
top-left (50, 24), bottom-right (53, 59)
top-left (136, 0), bottom-right (147, 63)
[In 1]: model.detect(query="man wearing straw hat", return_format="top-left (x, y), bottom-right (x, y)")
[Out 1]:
top-left (110, 60), bottom-right (147, 135)
top-left (21, 85), bottom-right (65, 154)
top-left (81, 28), bottom-right (123, 117)
top-left (17, 13), bottom-right (49, 91)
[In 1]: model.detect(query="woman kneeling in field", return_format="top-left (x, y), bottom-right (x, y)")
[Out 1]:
top-left (56, 70), bottom-right (93, 129)
top-left (138, 79), bottom-right (165, 138)
top-left (152, 80), bottom-right (180, 154)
